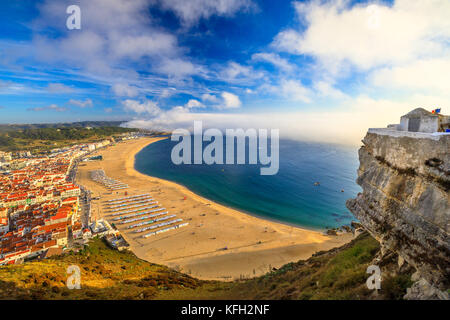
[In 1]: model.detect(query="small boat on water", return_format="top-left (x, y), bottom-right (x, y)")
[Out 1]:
top-left (314, 182), bottom-right (320, 186)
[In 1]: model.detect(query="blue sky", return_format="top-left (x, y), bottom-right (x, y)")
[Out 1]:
top-left (0, 0), bottom-right (449, 144)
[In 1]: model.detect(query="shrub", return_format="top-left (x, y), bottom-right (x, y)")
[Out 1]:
top-left (382, 274), bottom-right (413, 300)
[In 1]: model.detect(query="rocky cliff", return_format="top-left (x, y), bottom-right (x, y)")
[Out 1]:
top-left (346, 129), bottom-right (449, 299)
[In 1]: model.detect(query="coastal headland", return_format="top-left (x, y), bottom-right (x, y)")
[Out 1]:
top-left (76, 137), bottom-right (353, 281)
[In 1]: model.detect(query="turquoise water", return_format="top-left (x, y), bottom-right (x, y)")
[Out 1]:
top-left (134, 138), bottom-right (361, 231)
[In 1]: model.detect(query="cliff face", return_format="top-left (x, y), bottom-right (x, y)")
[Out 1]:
top-left (346, 130), bottom-right (449, 298)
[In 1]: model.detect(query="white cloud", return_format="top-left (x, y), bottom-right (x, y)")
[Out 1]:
top-left (201, 93), bottom-right (220, 103)
top-left (260, 78), bottom-right (347, 103)
top-left (268, 0), bottom-right (450, 119)
top-left (110, 33), bottom-right (178, 60)
top-left (28, 104), bottom-right (68, 112)
top-left (185, 99), bottom-right (204, 108)
top-left (112, 83), bottom-right (139, 97)
top-left (218, 91), bottom-right (242, 109)
top-left (273, 0), bottom-right (450, 72)
top-left (313, 81), bottom-right (347, 100)
top-left (278, 79), bottom-right (312, 103)
top-left (104, 107), bottom-right (113, 113)
top-left (0, 80), bottom-right (10, 89)
top-left (156, 58), bottom-right (199, 77)
top-left (0, 80), bottom-right (41, 95)
top-left (220, 61), bottom-right (264, 82)
top-left (68, 99), bottom-right (93, 108)
top-left (251, 52), bottom-right (293, 72)
top-left (122, 99), bottom-right (161, 115)
top-left (156, 0), bottom-right (255, 26)
top-left (221, 62), bottom-right (251, 79)
top-left (370, 58), bottom-right (450, 93)
top-left (29, 0), bottom-right (199, 81)
top-left (191, 91), bottom-right (242, 109)
top-left (46, 83), bottom-right (74, 93)
top-left (161, 88), bottom-right (176, 98)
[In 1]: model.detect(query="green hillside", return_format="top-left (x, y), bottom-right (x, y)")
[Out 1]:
top-left (0, 121), bottom-right (126, 133)
top-left (0, 238), bottom-right (203, 300)
top-left (0, 233), bottom-right (413, 300)
top-left (0, 126), bottom-right (137, 152)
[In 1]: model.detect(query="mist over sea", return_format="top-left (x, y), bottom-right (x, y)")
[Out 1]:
top-left (135, 138), bottom-right (361, 230)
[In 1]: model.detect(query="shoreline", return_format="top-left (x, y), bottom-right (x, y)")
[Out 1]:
top-left (76, 137), bottom-right (354, 281)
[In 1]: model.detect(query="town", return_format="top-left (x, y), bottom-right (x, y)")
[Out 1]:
top-left (0, 133), bottom-right (140, 265)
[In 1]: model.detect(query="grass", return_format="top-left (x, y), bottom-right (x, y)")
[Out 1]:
top-left (0, 238), bottom-right (203, 300)
top-left (382, 274), bottom-right (414, 300)
top-left (0, 233), bottom-right (413, 300)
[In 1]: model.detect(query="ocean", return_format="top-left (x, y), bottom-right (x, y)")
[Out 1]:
top-left (134, 137), bottom-right (361, 231)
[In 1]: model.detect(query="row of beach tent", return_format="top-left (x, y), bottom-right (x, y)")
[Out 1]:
top-left (103, 192), bottom-right (187, 238)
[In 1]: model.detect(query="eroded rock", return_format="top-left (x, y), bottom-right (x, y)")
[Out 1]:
top-left (346, 131), bottom-right (449, 299)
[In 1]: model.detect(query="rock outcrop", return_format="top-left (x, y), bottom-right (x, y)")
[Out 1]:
top-left (346, 130), bottom-right (449, 299)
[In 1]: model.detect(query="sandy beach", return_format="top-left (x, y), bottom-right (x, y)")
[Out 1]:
top-left (76, 137), bottom-right (354, 281)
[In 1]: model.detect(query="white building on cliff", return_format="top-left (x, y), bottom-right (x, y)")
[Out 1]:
top-left (394, 108), bottom-right (450, 133)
